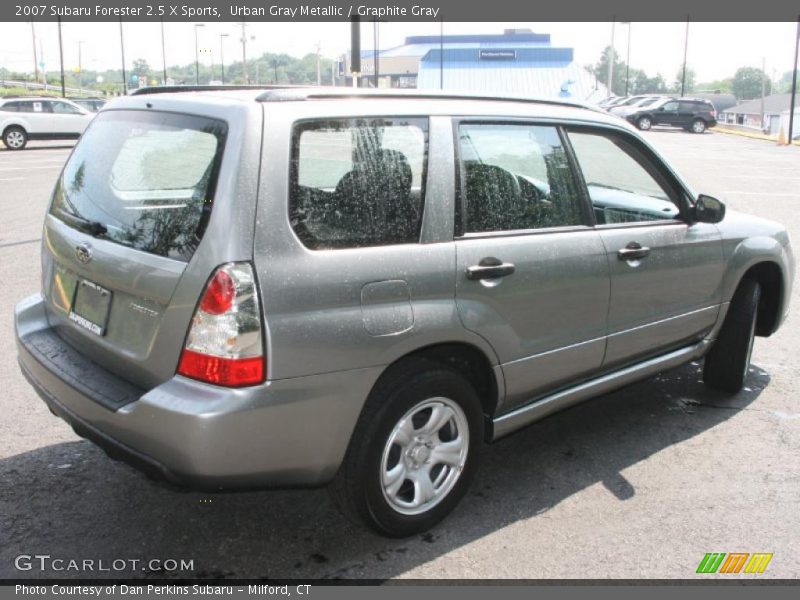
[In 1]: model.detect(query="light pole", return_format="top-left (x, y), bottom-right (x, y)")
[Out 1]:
top-left (77, 41), bottom-right (85, 91)
top-left (606, 20), bottom-right (616, 96)
top-left (57, 16), bottom-right (66, 97)
top-left (194, 24), bottom-right (205, 85)
top-left (219, 33), bottom-right (229, 85)
top-left (621, 22), bottom-right (631, 96)
top-left (680, 17), bottom-right (690, 97)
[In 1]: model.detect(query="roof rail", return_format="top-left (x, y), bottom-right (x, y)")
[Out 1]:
top-left (130, 84), bottom-right (305, 96)
top-left (255, 87), bottom-right (600, 111)
top-left (128, 84), bottom-right (601, 112)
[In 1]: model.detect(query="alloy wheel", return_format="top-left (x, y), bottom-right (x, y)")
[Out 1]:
top-left (380, 396), bottom-right (470, 516)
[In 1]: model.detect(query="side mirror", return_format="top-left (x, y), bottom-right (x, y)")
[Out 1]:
top-left (694, 194), bottom-right (726, 223)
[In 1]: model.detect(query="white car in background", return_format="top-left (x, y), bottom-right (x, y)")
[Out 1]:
top-left (0, 97), bottom-right (94, 150)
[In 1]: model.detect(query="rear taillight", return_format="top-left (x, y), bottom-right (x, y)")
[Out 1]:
top-left (177, 263), bottom-right (265, 387)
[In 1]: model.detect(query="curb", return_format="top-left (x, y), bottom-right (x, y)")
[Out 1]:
top-left (711, 126), bottom-right (800, 146)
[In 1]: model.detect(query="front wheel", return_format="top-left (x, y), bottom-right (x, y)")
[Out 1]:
top-left (636, 116), bottom-right (652, 131)
top-left (3, 126), bottom-right (27, 150)
top-left (703, 278), bottom-right (761, 393)
top-left (330, 359), bottom-right (483, 537)
top-left (691, 119), bottom-right (707, 134)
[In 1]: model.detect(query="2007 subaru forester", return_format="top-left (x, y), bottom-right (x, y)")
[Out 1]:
top-left (15, 87), bottom-right (794, 537)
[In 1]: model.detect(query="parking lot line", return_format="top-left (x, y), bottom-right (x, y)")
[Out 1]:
top-left (0, 165), bottom-right (64, 172)
top-left (720, 191), bottom-right (799, 196)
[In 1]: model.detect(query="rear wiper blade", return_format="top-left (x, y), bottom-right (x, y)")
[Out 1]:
top-left (57, 210), bottom-right (108, 237)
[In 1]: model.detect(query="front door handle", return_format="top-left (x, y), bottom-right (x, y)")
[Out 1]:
top-left (466, 257), bottom-right (516, 280)
top-left (617, 242), bottom-right (651, 261)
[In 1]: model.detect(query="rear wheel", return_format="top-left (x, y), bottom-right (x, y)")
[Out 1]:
top-left (330, 359), bottom-right (483, 537)
top-left (636, 116), bottom-right (652, 131)
top-left (691, 119), bottom-right (707, 134)
top-left (703, 278), bottom-right (761, 393)
top-left (3, 126), bottom-right (27, 150)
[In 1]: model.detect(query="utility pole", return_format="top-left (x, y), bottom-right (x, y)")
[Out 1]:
top-left (194, 24), bottom-right (204, 85)
top-left (119, 19), bottom-right (127, 94)
top-left (607, 20), bottom-right (616, 96)
top-left (350, 17), bottom-right (361, 88)
top-left (680, 17), bottom-right (690, 97)
top-left (160, 18), bottom-right (167, 84)
top-left (761, 57), bottom-right (766, 132)
top-left (30, 20), bottom-right (40, 85)
top-left (622, 22), bottom-right (631, 96)
top-left (240, 22), bottom-right (249, 83)
top-left (57, 16), bottom-right (66, 97)
top-left (788, 15), bottom-right (799, 144)
top-left (77, 41), bottom-right (84, 91)
top-left (439, 18), bottom-right (444, 89)
top-left (315, 41), bottom-right (321, 86)
top-left (220, 33), bottom-right (229, 84)
top-left (373, 20), bottom-right (379, 88)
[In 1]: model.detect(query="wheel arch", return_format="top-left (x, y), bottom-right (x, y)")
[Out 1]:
top-left (372, 341), bottom-right (502, 427)
top-left (742, 261), bottom-right (784, 337)
top-left (2, 122), bottom-right (27, 137)
top-left (721, 233), bottom-right (792, 338)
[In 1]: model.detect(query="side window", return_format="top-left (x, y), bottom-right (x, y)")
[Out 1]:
top-left (458, 123), bottom-right (585, 233)
top-left (567, 130), bottom-right (682, 225)
top-left (661, 101), bottom-right (679, 112)
top-left (52, 101), bottom-right (82, 115)
top-left (679, 102), bottom-right (697, 113)
top-left (290, 118), bottom-right (428, 250)
top-left (0, 101), bottom-right (19, 112)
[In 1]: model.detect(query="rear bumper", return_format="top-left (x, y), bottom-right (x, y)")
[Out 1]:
top-left (15, 293), bottom-right (380, 489)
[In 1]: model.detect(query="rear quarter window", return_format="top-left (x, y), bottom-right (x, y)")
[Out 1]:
top-left (289, 118), bottom-right (428, 250)
top-left (49, 110), bottom-right (227, 261)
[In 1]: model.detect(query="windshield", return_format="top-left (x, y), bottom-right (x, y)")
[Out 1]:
top-left (50, 110), bottom-right (227, 261)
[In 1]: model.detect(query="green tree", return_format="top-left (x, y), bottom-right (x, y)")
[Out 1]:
top-left (696, 78), bottom-right (733, 94)
top-left (132, 58), bottom-right (151, 84)
top-left (776, 69), bottom-right (799, 94)
top-left (732, 67), bottom-right (772, 100)
top-left (630, 71), bottom-right (668, 95)
top-left (591, 46), bottom-right (628, 95)
top-left (672, 66), bottom-right (696, 94)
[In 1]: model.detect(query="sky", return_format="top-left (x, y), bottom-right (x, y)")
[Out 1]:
top-left (0, 21), bottom-right (797, 84)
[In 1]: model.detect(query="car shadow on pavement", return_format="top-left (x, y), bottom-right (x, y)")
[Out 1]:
top-left (0, 361), bottom-right (768, 581)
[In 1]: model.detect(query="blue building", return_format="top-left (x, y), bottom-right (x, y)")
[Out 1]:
top-left (348, 29), bottom-right (606, 102)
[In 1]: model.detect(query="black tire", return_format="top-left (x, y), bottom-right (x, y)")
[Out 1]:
top-left (3, 126), bottom-right (28, 150)
top-left (636, 116), bottom-right (652, 131)
top-left (703, 278), bottom-right (761, 393)
top-left (691, 118), bottom-right (707, 134)
top-left (329, 358), bottom-right (483, 537)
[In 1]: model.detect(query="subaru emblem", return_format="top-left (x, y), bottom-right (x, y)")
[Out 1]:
top-left (75, 242), bottom-right (93, 264)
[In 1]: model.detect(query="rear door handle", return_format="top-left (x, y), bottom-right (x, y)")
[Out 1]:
top-left (617, 242), bottom-right (651, 261)
top-left (466, 257), bottom-right (516, 280)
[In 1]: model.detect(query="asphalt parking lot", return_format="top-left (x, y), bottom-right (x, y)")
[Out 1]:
top-left (1, 131), bottom-right (798, 580)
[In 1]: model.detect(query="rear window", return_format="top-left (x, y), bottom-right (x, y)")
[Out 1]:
top-left (50, 110), bottom-right (227, 261)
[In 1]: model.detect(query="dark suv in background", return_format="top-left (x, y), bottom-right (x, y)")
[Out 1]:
top-left (626, 97), bottom-right (717, 133)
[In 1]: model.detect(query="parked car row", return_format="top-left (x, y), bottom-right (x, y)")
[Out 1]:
top-left (0, 96), bottom-right (103, 150)
top-left (598, 95), bottom-right (718, 133)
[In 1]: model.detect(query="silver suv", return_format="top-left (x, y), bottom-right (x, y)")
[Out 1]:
top-left (15, 88), bottom-right (795, 536)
